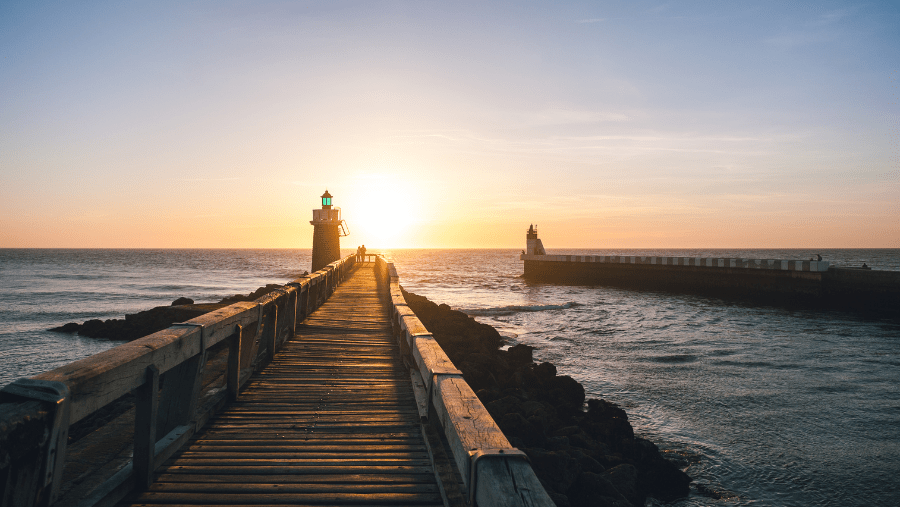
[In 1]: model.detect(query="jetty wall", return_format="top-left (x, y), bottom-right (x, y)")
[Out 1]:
top-left (522, 254), bottom-right (900, 311)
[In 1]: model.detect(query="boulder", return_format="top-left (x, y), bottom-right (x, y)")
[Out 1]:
top-left (603, 465), bottom-right (639, 506)
top-left (525, 447), bottom-right (582, 495)
top-left (567, 472), bottom-right (634, 507)
top-left (633, 438), bottom-right (692, 500)
top-left (171, 297), bottom-right (194, 306)
top-left (498, 412), bottom-right (545, 447)
top-left (49, 322), bottom-right (81, 333)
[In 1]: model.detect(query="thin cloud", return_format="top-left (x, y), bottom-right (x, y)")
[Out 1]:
top-left (177, 177), bottom-right (242, 182)
top-left (525, 108), bottom-right (629, 126)
top-left (813, 8), bottom-right (854, 26)
top-left (576, 18), bottom-right (605, 24)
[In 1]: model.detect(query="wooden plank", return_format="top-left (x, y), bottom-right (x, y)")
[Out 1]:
top-left (475, 459), bottom-right (556, 507)
top-left (432, 376), bottom-right (512, 488)
top-left (146, 482), bottom-right (439, 493)
top-left (130, 491), bottom-right (443, 504)
top-left (412, 336), bottom-right (461, 395)
top-left (158, 465), bottom-right (436, 475)
top-left (154, 473), bottom-right (436, 483)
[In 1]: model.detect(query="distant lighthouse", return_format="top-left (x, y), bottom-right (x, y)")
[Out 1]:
top-left (310, 190), bottom-right (349, 272)
top-left (525, 224), bottom-right (545, 256)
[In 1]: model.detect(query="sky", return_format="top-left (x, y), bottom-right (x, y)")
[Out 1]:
top-left (1, 1), bottom-right (898, 249)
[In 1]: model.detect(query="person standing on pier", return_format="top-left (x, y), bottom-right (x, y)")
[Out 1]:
top-left (360, 245), bottom-right (367, 263)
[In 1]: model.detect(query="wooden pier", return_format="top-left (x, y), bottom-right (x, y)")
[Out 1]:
top-left (0, 255), bottom-right (552, 507)
top-left (124, 266), bottom-right (442, 506)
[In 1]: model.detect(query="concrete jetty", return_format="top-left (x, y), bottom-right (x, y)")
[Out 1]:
top-left (521, 226), bottom-right (900, 313)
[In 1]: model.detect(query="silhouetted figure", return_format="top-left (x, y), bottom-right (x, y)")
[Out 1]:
top-left (360, 245), bottom-right (366, 263)
top-left (817, 254), bottom-right (822, 261)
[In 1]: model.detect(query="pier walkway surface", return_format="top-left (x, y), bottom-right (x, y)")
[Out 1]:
top-left (122, 265), bottom-right (444, 506)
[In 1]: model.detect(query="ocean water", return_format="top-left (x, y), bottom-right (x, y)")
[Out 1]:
top-left (1, 248), bottom-right (899, 506)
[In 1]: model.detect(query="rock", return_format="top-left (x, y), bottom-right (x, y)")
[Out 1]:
top-left (551, 425), bottom-right (582, 437)
top-left (567, 472), bottom-right (634, 507)
top-left (49, 322), bottom-right (81, 333)
top-left (546, 436), bottom-right (570, 449)
top-left (548, 375), bottom-right (586, 411)
top-left (474, 388), bottom-right (501, 404)
top-left (485, 395), bottom-right (524, 419)
top-left (458, 360), bottom-right (496, 392)
top-left (585, 399), bottom-right (634, 451)
top-left (633, 438), bottom-right (692, 501)
top-left (506, 343), bottom-right (535, 366)
top-left (49, 283), bottom-right (287, 341)
top-left (603, 465), bottom-right (639, 506)
top-left (568, 448), bottom-right (606, 474)
top-left (525, 447), bottom-right (582, 495)
top-left (498, 412), bottom-right (545, 447)
top-left (534, 361), bottom-right (557, 380)
top-left (219, 284), bottom-right (284, 305)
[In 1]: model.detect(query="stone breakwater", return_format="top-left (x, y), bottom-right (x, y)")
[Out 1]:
top-left (49, 284), bottom-right (287, 340)
top-left (402, 288), bottom-right (691, 507)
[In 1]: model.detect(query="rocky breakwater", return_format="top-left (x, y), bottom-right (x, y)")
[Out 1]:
top-left (402, 288), bottom-right (691, 507)
top-left (50, 284), bottom-right (286, 341)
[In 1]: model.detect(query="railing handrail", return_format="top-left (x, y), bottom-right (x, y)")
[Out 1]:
top-left (373, 254), bottom-right (554, 506)
top-left (0, 254), bottom-right (358, 507)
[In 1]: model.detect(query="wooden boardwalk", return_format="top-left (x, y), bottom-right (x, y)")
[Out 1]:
top-left (122, 266), bottom-right (444, 506)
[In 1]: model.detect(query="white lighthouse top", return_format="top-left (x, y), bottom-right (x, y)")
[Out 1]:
top-left (311, 189), bottom-right (341, 224)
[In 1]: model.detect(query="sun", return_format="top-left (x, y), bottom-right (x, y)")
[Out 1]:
top-left (340, 176), bottom-right (421, 248)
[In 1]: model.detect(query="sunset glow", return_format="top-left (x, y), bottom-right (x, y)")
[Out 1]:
top-left (1, 2), bottom-right (898, 248)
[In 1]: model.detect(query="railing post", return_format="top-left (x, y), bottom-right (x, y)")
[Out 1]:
top-left (264, 304), bottom-right (278, 362)
top-left (227, 324), bottom-right (242, 401)
top-left (0, 379), bottom-right (71, 507)
top-left (156, 325), bottom-right (206, 437)
top-left (299, 285), bottom-right (308, 322)
top-left (134, 364), bottom-right (159, 491)
top-left (287, 290), bottom-right (298, 342)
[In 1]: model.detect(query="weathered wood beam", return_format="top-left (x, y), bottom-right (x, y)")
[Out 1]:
top-left (133, 365), bottom-right (159, 491)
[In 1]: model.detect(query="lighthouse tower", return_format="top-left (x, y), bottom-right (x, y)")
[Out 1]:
top-left (525, 224), bottom-right (545, 256)
top-left (310, 190), bottom-right (347, 272)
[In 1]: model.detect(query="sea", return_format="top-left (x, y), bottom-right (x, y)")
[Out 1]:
top-left (1, 248), bottom-right (898, 506)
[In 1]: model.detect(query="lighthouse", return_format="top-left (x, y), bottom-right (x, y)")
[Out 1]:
top-left (310, 190), bottom-right (349, 272)
top-left (525, 224), bottom-right (545, 256)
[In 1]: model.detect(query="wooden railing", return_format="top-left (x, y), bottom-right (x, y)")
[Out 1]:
top-left (375, 255), bottom-right (554, 506)
top-left (0, 255), bottom-right (356, 507)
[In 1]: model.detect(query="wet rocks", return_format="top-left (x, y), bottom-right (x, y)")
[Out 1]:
top-left (402, 288), bottom-right (691, 507)
top-left (49, 284), bottom-right (287, 341)
top-left (48, 306), bottom-right (211, 340)
top-left (218, 284), bottom-right (284, 305)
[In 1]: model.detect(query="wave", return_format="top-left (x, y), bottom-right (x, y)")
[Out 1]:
top-left (462, 302), bottom-right (580, 317)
